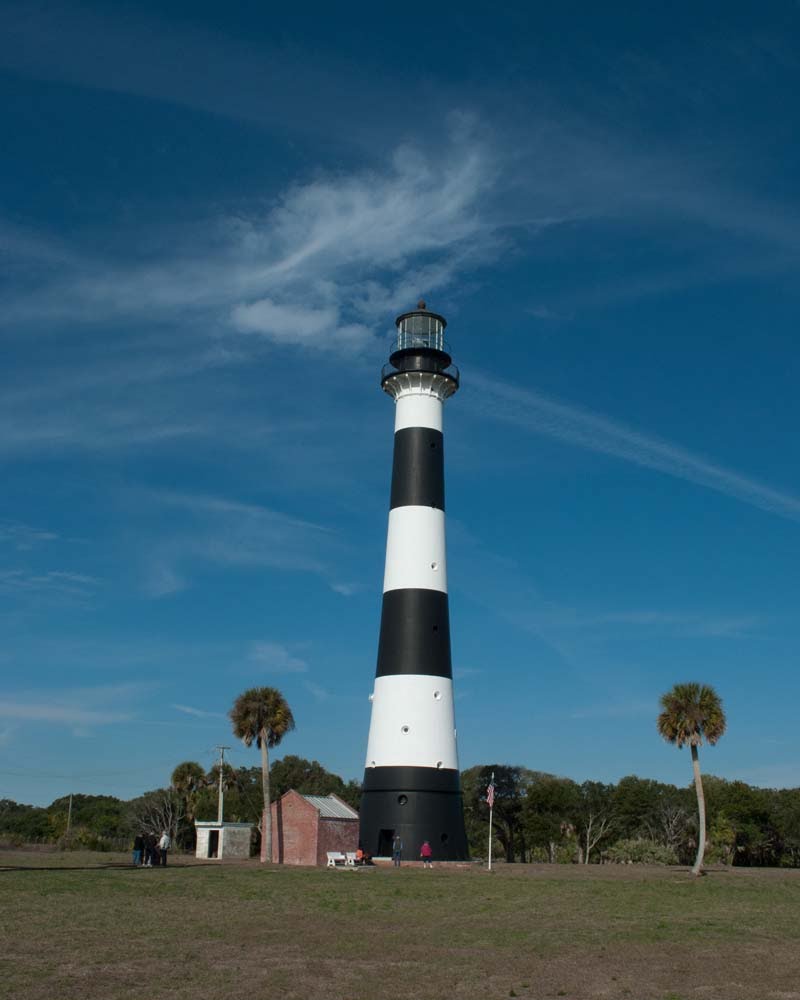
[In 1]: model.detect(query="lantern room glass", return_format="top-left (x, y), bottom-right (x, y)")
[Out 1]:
top-left (396, 314), bottom-right (444, 352)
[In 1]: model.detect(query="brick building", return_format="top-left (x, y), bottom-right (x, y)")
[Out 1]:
top-left (266, 791), bottom-right (359, 865)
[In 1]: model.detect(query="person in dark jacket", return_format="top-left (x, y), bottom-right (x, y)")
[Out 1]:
top-left (392, 834), bottom-right (403, 867)
top-left (132, 834), bottom-right (144, 867)
top-left (144, 833), bottom-right (156, 867)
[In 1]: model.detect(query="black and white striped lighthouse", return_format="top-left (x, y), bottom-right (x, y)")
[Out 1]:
top-left (359, 301), bottom-right (469, 861)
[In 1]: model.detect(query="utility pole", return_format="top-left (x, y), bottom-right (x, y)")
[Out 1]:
top-left (214, 746), bottom-right (231, 825)
top-left (487, 772), bottom-right (495, 872)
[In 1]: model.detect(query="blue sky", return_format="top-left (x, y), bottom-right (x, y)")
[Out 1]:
top-left (2, 1), bottom-right (800, 805)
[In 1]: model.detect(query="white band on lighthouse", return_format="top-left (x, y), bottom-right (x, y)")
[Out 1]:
top-left (365, 675), bottom-right (458, 770)
top-left (394, 392), bottom-right (443, 433)
top-left (383, 506), bottom-right (448, 594)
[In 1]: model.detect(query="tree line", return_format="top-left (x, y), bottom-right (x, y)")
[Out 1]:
top-left (463, 766), bottom-right (800, 867)
top-left (3, 761), bottom-right (800, 867)
top-left (0, 755), bottom-right (360, 853)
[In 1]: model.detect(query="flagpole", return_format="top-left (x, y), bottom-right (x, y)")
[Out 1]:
top-left (487, 771), bottom-right (494, 872)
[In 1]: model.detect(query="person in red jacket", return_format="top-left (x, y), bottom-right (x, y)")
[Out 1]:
top-left (420, 841), bottom-right (433, 868)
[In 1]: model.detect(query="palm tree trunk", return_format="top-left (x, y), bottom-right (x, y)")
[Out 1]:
top-left (691, 744), bottom-right (706, 877)
top-left (261, 734), bottom-right (271, 864)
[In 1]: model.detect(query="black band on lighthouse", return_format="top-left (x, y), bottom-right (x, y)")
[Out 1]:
top-left (375, 589), bottom-right (452, 678)
top-left (360, 765), bottom-right (469, 861)
top-left (390, 427), bottom-right (445, 511)
top-left (362, 765), bottom-right (461, 794)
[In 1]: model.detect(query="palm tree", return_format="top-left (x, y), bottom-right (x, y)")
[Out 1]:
top-left (171, 761), bottom-right (206, 814)
top-left (657, 682), bottom-right (726, 877)
top-left (170, 761), bottom-right (207, 846)
top-left (229, 687), bottom-right (295, 863)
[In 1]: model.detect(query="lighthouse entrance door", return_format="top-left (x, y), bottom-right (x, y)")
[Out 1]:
top-left (377, 828), bottom-right (394, 858)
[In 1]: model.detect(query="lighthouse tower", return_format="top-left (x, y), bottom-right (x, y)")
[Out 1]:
top-left (360, 301), bottom-right (468, 861)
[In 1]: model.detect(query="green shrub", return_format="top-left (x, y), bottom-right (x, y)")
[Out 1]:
top-left (0, 832), bottom-right (26, 848)
top-left (605, 838), bottom-right (678, 865)
top-left (58, 827), bottom-right (118, 852)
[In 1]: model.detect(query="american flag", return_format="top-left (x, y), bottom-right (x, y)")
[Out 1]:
top-left (486, 777), bottom-right (495, 810)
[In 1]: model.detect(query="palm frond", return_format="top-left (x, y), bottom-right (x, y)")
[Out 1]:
top-left (656, 682), bottom-right (725, 748)
top-left (229, 687), bottom-right (296, 748)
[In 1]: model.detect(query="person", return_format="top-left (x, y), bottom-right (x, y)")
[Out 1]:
top-left (392, 834), bottom-right (403, 867)
top-left (132, 833), bottom-right (144, 867)
top-left (144, 833), bottom-right (155, 867)
top-left (420, 840), bottom-right (433, 868)
top-left (159, 830), bottom-right (171, 867)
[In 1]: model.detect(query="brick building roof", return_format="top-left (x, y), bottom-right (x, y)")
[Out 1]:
top-left (301, 794), bottom-right (358, 820)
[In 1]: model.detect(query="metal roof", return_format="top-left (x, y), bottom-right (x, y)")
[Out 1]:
top-left (302, 794), bottom-right (359, 820)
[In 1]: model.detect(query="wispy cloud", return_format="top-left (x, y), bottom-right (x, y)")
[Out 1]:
top-left (454, 666), bottom-right (484, 678)
top-left (0, 399), bottom-right (205, 455)
top-left (514, 608), bottom-right (760, 639)
top-left (172, 703), bottom-right (226, 719)
top-left (3, 118), bottom-right (502, 358)
top-left (329, 581), bottom-right (362, 597)
top-left (0, 520), bottom-right (58, 550)
top-left (3, 3), bottom-right (800, 354)
top-left (470, 372), bottom-right (800, 524)
top-left (139, 489), bottom-right (338, 597)
top-left (145, 563), bottom-right (186, 599)
top-left (0, 569), bottom-right (99, 601)
top-left (450, 520), bottom-right (761, 675)
top-left (303, 680), bottom-right (330, 702)
top-left (0, 0), bottom-right (418, 142)
top-left (0, 684), bottom-right (138, 727)
top-left (570, 699), bottom-right (655, 721)
top-left (231, 300), bottom-right (370, 351)
top-left (0, 115), bottom-right (501, 463)
top-left (248, 641), bottom-right (309, 674)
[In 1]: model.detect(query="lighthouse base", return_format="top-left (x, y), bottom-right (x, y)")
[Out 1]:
top-left (359, 765), bottom-right (469, 861)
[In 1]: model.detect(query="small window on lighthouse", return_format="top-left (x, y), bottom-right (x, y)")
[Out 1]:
top-left (430, 561), bottom-right (438, 571)
top-left (401, 725), bottom-right (410, 734)
top-left (433, 690), bottom-right (441, 700)
top-left (436, 761), bottom-right (443, 769)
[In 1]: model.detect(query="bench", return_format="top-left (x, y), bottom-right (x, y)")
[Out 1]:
top-left (345, 852), bottom-right (358, 867)
top-left (326, 851), bottom-right (347, 868)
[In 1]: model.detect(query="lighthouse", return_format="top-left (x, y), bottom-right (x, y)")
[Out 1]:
top-left (360, 301), bottom-right (469, 861)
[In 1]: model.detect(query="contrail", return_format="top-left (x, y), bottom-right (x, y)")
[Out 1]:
top-left (469, 371), bottom-right (800, 523)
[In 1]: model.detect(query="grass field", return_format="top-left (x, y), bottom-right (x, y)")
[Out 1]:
top-left (2, 851), bottom-right (798, 1000)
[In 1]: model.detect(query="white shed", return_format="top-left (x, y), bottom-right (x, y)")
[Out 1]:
top-left (195, 821), bottom-right (252, 860)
